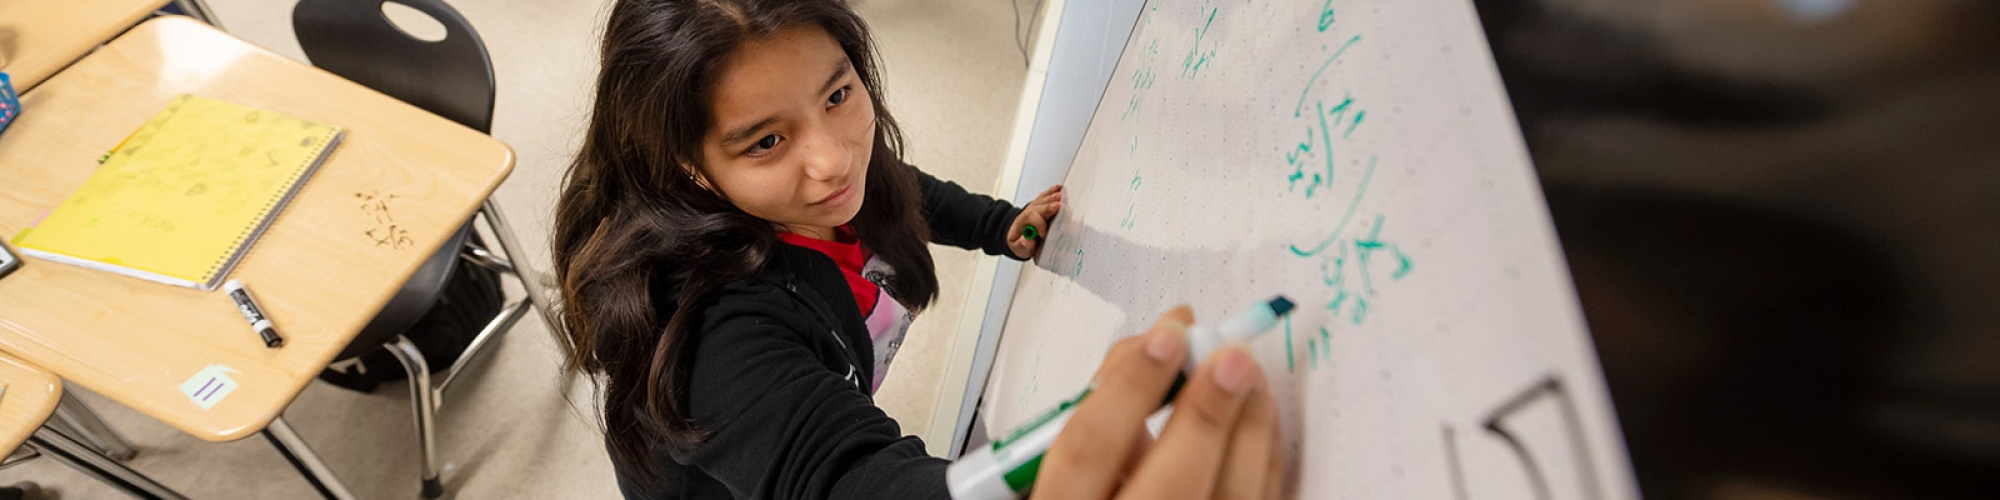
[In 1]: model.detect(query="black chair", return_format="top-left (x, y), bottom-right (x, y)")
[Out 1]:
top-left (293, 0), bottom-right (559, 497)
top-left (167, 0), bottom-right (224, 28)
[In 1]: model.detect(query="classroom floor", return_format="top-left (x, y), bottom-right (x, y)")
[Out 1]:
top-left (2, 0), bottom-right (1043, 497)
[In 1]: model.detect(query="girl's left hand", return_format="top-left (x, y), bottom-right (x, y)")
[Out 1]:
top-left (1008, 184), bottom-right (1064, 260)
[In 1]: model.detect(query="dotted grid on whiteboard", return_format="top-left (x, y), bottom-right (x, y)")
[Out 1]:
top-left (981, 1), bottom-right (1639, 499)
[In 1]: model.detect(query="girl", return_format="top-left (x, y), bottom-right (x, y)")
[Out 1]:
top-left (554, 1), bottom-right (1281, 499)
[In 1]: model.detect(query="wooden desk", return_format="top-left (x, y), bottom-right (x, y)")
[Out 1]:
top-left (0, 0), bottom-right (163, 92)
top-left (0, 17), bottom-right (515, 442)
top-left (0, 352), bottom-right (187, 499)
top-left (0, 352), bottom-right (59, 456)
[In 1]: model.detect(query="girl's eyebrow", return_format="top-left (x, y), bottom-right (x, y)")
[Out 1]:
top-left (719, 60), bottom-right (852, 146)
top-left (818, 59), bottom-right (851, 96)
top-left (721, 117), bottom-right (778, 145)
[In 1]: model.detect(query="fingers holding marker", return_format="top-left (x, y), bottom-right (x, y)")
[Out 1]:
top-left (1037, 307), bottom-right (1194, 499)
top-left (1212, 379), bottom-right (1282, 500)
top-left (1023, 184), bottom-right (1063, 239)
top-left (1039, 188), bottom-right (1064, 219)
top-left (1039, 198), bottom-right (1064, 224)
top-left (1014, 206), bottom-right (1057, 258)
top-left (1012, 226), bottom-right (1042, 259)
top-left (1116, 347), bottom-right (1265, 500)
top-left (952, 299), bottom-right (1290, 500)
top-left (1263, 412), bottom-right (1286, 500)
top-left (1012, 185), bottom-right (1064, 261)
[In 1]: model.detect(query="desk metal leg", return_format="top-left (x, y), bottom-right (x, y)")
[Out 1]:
top-left (28, 428), bottom-right (188, 500)
top-left (386, 335), bottom-right (444, 498)
top-left (479, 200), bottom-right (561, 332)
top-left (262, 417), bottom-right (357, 500)
top-left (52, 392), bottom-right (137, 460)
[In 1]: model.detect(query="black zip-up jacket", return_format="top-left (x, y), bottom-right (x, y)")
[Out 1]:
top-left (614, 166), bottom-right (1026, 500)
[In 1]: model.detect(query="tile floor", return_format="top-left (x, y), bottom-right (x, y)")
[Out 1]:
top-left (2, 0), bottom-right (1043, 497)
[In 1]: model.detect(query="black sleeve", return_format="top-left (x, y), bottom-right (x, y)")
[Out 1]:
top-left (912, 165), bottom-right (1026, 260)
top-left (679, 281), bottom-right (950, 500)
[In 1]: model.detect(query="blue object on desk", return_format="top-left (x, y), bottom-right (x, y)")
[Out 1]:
top-left (0, 72), bottom-right (18, 135)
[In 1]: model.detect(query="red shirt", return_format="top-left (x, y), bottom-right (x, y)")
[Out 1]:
top-left (777, 225), bottom-right (880, 315)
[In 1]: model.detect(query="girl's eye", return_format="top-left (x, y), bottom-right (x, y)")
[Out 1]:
top-left (827, 86), bottom-right (849, 107)
top-left (748, 134), bottom-right (782, 155)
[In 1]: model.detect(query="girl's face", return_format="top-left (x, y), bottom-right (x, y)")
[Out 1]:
top-left (698, 24), bottom-right (876, 240)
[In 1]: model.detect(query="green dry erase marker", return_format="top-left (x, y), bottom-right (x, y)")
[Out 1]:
top-left (946, 296), bottom-right (1296, 500)
top-left (1022, 225), bottom-right (1040, 240)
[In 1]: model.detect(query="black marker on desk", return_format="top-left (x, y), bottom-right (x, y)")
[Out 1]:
top-left (223, 280), bottom-right (283, 348)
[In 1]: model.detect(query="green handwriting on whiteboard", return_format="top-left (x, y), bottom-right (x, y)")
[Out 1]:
top-left (1119, 169), bottom-right (1142, 230)
top-left (1274, 18), bottom-right (1414, 361)
top-left (1179, 6), bottom-right (1220, 79)
top-left (1318, 0), bottom-right (1336, 31)
top-left (1312, 214), bottom-right (1414, 326)
top-left (1295, 35), bottom-right (1362, 118)
top-left (1122, 40), bottom-right (1161, 121)
top-left (1287, 96), bottom-right (1367, 198)
top-left (1284, 214), bottom-right (1415, 372)
top-left (1289, 155), bottom-right (1376, 257)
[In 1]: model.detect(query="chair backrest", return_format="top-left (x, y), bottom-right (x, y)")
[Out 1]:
top-left (294, 0), bottom-right (495, 362)
top-left (293, 0), bottom-right (495, 132)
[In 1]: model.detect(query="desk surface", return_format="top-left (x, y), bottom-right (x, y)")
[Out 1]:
top-left (0, 17), bottom-right (514, 441)
top-left (0, 352), bottom-right (60, 456)
top-left (0, 0), bottom-right (163, 92)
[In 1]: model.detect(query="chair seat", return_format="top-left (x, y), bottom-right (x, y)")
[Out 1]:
top-left (336, 219), bottom-right (475, 361)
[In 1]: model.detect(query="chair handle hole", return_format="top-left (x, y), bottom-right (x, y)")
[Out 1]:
top-left (382, 1), bottom-right (448, 43)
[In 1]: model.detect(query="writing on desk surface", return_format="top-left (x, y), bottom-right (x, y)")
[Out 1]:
top-left (354, 190), bottom-right (413, 250)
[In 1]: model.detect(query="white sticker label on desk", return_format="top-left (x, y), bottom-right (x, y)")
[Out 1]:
top-left (179, 364), bottom-right (240, 410)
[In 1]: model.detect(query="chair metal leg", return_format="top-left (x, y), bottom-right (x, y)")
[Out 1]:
top-left (436, 299), bottom-right (531, 396)
top-left (386, 335), bottom-right (444, 499)
top-left (28, 428), bottom-right (188, 500)
top-left (1, 446), bottom-right (38, 468)
top-left (478, 200), bottom-right (561, 332)
top-left (52, 392), bottom-right (137, 460)
top-left (170, 0), bottom-right (224, 28)
top-left (458, 242), bottom-right (516, 274)
top-left (262, 417), bottom-right (357, 500)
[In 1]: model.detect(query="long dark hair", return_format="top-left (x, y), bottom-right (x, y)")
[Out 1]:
top-left (551, 0), bottom-right (937, 488)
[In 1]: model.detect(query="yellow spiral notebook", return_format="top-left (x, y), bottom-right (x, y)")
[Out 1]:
top-left (9, 95), bottom-right (343, 290)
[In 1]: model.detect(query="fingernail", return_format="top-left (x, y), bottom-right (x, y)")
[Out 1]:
top-left (1146, 323), bottom-right (1184, 362)
top-left (1213, 349), bottom-right (1257, 395)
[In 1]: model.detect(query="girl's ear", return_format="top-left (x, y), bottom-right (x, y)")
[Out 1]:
top-left (684, 164), bottom-right (718, 194)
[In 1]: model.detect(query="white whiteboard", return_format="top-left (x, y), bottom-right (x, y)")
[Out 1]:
top-left (979, 1), bottom-right (1641, 499)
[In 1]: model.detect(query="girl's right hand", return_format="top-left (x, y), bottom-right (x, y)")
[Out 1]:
top-left (1032, 306), bottom-right (1286, 500)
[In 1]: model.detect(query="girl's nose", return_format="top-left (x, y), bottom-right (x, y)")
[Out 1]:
top-left (798, 125), bottom-right (853, 182)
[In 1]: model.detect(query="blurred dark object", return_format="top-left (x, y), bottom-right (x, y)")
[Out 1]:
top-left (1472, 0), bottom-right (2000, 498)
top-left (0, 481), bottom-right (37, 500)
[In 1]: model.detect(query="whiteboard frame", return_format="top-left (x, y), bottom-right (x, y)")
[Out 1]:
top-left (939, 0), bottom-right (1152, 459)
